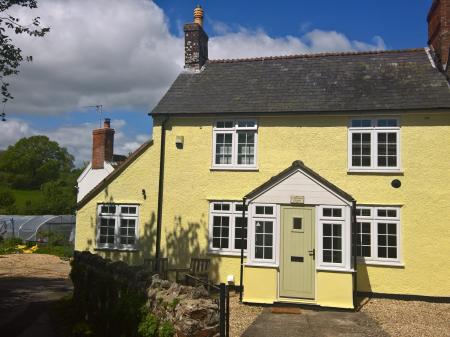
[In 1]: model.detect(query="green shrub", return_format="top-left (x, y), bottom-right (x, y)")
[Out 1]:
top-left (0, 237), bottom-right (23, 254)
top-left (138, 313), bottom-right (159, 337)
top-left (71, 321), bottom-right (94, 337)
top-left (159, 321), bottom-right (175, 337)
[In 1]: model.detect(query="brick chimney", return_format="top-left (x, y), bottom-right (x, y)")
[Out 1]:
top-left (428, 0), bottom-right (450, 67)
top-left (184, 5), bottom-right (208, 71)
top-left (92, 118), bottom-right (114, 169)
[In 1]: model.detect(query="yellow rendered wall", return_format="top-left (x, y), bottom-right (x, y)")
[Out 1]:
top-left (316, 271), bottom-right (354, 309)
top-left (243, 266), bottom-right (278, 304)
top-left (77, 113), bottom-right (450, 299)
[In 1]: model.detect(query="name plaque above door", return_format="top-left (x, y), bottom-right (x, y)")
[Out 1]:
top-left (290, 195), bottom-right (305, 205)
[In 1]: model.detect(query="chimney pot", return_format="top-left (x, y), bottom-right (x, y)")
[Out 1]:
top-left (104, 118), bottom-right (111, 128)
top-left (194, 5), bottom-right (204, 26)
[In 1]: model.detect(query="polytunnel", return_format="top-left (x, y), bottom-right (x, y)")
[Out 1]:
top-left (0, 215), bottom-right (75, 242)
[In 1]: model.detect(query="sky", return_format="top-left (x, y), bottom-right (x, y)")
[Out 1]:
top-left (0, 0), bottom-right (432, 166)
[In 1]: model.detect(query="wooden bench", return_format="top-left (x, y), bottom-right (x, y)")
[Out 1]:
top-left (172, 258), bottom-right (210, 285)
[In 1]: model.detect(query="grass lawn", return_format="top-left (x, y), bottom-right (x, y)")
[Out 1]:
top-left (10, 189), bottom-right (45, 210)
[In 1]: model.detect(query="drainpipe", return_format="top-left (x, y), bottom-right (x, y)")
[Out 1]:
top-left (155, 116), bottom-right (169, 272)
top-left (351, 200), bottom-right (358, 310)
top-left (239, 197), bottom-right (247, 303)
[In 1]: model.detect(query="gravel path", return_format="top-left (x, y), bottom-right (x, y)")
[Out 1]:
top-left (0, 254), bottom-right (70, 279)
top-left (361, 298), bottom-right (450, 337)
top-left (229, 293), bottom-right (263, 337)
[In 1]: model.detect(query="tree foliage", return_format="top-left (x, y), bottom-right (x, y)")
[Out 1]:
top-left (0, 135), bottom-right (74, 189)
top-left (0, 0), bottom-right (50, 102)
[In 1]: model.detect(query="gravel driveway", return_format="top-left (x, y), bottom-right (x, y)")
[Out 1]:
top-left (0, 254), bottom-right (72, 337)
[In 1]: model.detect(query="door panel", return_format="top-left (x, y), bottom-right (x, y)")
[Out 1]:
top-left (280, 207), bottom-right (315, 299)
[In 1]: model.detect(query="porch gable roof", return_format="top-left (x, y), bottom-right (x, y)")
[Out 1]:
top-left (245, 160), bottom-right (355, 203)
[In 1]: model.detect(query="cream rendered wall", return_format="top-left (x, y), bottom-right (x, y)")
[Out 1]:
top-left (77, 113), bottom-right (450, 299)
top-left (77, 162), bottom-right (115, 202)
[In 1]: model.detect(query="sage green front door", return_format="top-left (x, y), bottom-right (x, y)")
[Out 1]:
top-left (280, 206), bottom-right (315, 299)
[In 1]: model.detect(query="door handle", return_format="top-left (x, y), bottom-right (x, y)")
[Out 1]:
top-left (308, 249), bottom-right (315, 259)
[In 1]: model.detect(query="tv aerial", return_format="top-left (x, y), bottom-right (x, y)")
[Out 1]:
top-left (83, 104), bottom-right (103, 127)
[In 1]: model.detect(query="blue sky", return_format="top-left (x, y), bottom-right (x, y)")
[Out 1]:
top-left (0, 0), bottom-right (433, 165)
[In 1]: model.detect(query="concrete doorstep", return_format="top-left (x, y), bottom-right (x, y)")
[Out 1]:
top-left (242, 307), bottom-right (389, 337)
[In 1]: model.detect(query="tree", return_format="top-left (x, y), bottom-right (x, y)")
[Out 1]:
top-left (0, 135), bottom-right (74, 189)
top-left (0, 0), bottom-right (50, 103)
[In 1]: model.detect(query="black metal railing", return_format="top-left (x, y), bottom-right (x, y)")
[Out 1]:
top-left (185, 274), bottom-right (230, 337)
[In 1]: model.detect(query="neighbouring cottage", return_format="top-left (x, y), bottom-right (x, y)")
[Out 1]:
top-left (76, 2), bottom-right (450, 309)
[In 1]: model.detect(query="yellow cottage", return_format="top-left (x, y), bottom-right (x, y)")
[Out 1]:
top-left (76, 3), bottom-right (450, 309)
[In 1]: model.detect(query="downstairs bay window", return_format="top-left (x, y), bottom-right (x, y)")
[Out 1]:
top-left (209, 201), bottom-right (248, 255)
top-left (356, 206), bottom-right (401, 265)
top-left (97, 204), bottom-right (139, 250)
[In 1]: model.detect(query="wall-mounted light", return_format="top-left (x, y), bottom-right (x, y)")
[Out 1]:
top-left (175, 136), bottom-right (184, 149)
top-left (142, 189), bottom-right (147, 200)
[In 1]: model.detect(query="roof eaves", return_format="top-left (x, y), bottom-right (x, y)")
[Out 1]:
top-left (76, 140), bottom-right (153, 210)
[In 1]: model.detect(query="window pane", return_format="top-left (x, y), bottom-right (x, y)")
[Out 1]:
top-left (254, 220), bottom-right (274, 260)
top-left (119, 219), bottom-right (136, 245)
top-left (234, 217), bottom-right (248, 250)
top-left (237, 120), bottom-right (256, 128)
top-left (377, 222), bottom-right (397, 259)
top-left (101, 205), bottom-right (116, 214)
top-left (377, 119), bottom-right (398, 127)
top-left (237, 131), bottom-right (255, 165)
top-left (215, 133), bottom-right (233, 165)
top-left (351, 119), bottom-right (372, 127)
top-left (212, 216), bottom-right (230, 249)
top-left (377, 132), bottom-right (397, 167)
top-left (216, 121), bottom-right (234, 128)
top-left (352, 132), bottom-right (371, 167)
top-left (322, 223), bottom-right (342, 264)
top-left (255, 205), bottom-right (273, 215)
top-left (99, 217), bottom-right (115, 245)
top-left (357, 222), bottom-right (371, 257)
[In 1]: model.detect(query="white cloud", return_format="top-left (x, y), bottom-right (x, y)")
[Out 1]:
top-left (0, 0), bottom-right (386, 164)
top-left (0, 118), bottom-right (147, 166)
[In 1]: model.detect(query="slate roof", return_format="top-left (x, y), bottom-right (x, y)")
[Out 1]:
top-left (152, 48), bottom-right (450, 116)
top-left (245, 160), bottom-right (355, 203)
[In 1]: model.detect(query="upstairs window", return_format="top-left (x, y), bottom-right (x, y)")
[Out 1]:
top-left (97, 204), bottom-right (139, 250)
top-left (349, 118), bottom-right (400, 171)
top-left (213, 120), bottom-right (258, 169)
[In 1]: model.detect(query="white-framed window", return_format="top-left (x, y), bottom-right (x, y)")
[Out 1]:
top-left (356, 206), bottom-right (401, 265)
top-left (212, 120), bottom-right (258, 169)
top-left (209, 201), bottom-right (248, 255)
top-left (318, 206), bottom-right (347, 269)
top-left (348, 118), bottom-right (400, 172)
top-left (97, 204), bottom-right (139, 250)
top-left (251, 204), bottom-right (278, 265)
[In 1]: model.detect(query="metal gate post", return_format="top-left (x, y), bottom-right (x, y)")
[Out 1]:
top-left (226, 285), bottom-right (230, 337)
top-left (219, 283), bottom-right (226, 337)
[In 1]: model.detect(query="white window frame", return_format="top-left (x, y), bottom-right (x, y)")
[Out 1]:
top-left (356, 206), bottom-right (402, 266)
top-left (348, 117), bottom-right (401, 172)
top-left (247, 204), bottom-right (279, 267)
top-left (96, 204), bottom-right (139, 250)
top-left (317, 206), bottom-right (350, 270)
top-left (212, 119), bottom-right (258, 170)
top-left (208, 201), bottom-right (248, 256)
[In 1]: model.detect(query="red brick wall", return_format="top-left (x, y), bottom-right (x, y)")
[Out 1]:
top-left (428, 0), bottom-right (450, 66)
top-left (92, 127), bottom-right (114, 169)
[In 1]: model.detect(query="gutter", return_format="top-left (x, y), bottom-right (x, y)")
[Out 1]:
top-left (239, 197), bottom-right (247, 302)
top-left (155, 117), bottom-right (169, 271)
top-left (351, 200), bottom-right (358, 310)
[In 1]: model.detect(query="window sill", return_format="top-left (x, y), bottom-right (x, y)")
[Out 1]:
top-left (95, 247), bottom-right (139, 252)
top-left (316, 266), bottom-right (354, 273)
top-left (210, 166), bottom-right (259, 172)
top-left (244, 262), bottom-right (278, 268)
top-left (208, 250), bottom-right (247, 257)
top-left (357, 258), bottom-right (404, 267)
top-left (347, 169), bottom-right (404, 175)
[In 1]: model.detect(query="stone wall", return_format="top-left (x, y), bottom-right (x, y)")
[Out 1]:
top-left (71, 251), bottom-right (219, 337)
